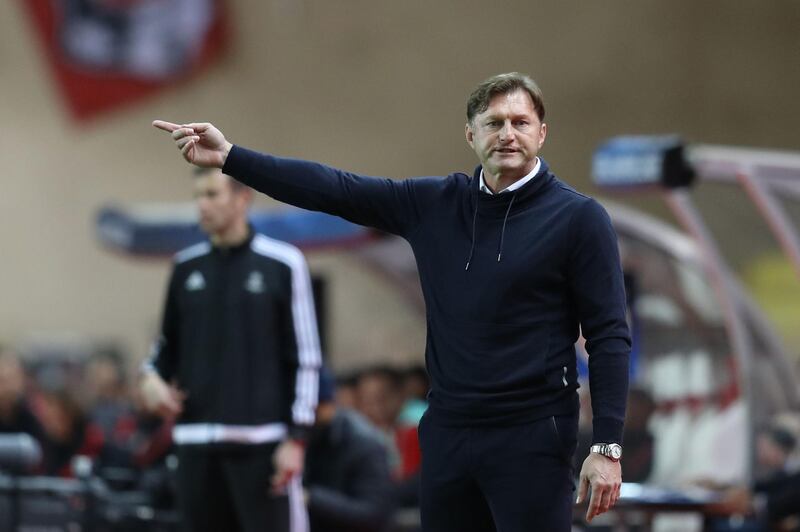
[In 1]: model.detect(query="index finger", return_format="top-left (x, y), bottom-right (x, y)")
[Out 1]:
top-left (152, 120), bottom-right (180, 132)
top-left (182, 122), bottom-right (211, 132)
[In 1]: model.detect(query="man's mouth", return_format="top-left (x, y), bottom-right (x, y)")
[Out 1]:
top-left (495, 148), bottom-right (518, 154)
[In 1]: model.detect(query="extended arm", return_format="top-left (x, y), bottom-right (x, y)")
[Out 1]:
top-left (153, 120), bottom-right (427, 236)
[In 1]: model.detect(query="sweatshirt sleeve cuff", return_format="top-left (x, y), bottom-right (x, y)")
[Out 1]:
top-left (288, 424), bottom-right (312, 443)
top-left (221, 144), bottom-right (244, 176)
top-left (592, 417), bottom-right (624, 445)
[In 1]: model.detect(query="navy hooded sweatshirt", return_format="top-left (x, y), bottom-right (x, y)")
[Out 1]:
top-left (223, 146), bottom-right (630, 444)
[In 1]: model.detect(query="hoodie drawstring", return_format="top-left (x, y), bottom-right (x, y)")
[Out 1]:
top-left (465, 191), bottom-right (516, 269)
top-left (497, 192), bottom-right (516, 262)
top-left (465, 200), bottom-right (479, 271)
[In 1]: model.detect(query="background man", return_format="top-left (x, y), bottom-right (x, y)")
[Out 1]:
top-left (0, 347), bottom-right (46, 474)
top-left (304, 368), bottom-right (396, 532)
top-left (139, 168), bottom-right (322, 532)
top-left (0, 347), bottom-right (45, 444)
top-left (714, 417), bottom-right (800, 530)
top-left (153, 71), bottom-right (629, 531)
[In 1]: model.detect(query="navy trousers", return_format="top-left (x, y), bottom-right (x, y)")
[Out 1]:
top-left (418, 413), bottom-right (578, 532)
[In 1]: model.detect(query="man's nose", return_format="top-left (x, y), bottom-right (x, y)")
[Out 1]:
top-left (498, 121), bottom-right (514, 142)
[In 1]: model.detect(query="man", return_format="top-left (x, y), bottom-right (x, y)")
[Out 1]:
top-left (139, 168), bottom-right (322, 532)
top-left (354, 365), bottom-right (407, 487)
top-left (153, 72), bottom-right (630, 530)
top-left (0, 347), bottom-right (46, 471)
top-left (304, 368), bottom-right (396, 532)
top-left (714, 419), bottom-right (800, 530)
top-left (355, 366), bottom-right (404, 433)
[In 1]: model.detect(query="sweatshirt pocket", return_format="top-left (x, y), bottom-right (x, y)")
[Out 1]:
top-left (544, 348), bottom-right (577, 392)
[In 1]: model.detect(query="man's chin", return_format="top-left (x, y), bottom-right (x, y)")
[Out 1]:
top-left (494, 163), bottom-right (526, 176)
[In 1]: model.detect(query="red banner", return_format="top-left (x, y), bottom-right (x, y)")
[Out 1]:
top-left (19, 0), bottom-right (229, 122)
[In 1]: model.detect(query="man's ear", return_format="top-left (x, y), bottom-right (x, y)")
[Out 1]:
top-left (239, 187), bottom-right (254, 210)
top-left (539, 123), bottom-right (547, 149)
top-left (465, 123), bottom-right (474, 149)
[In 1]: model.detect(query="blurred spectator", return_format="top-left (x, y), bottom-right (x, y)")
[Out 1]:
top-left (356, 366), bottom-right (404, 433)
top-left (755, 421), bottom-right (799, 475)
top-left (305, 369), bottom-right (396, 532)
top-left (714, 415), bottom-right (800, 530)
top-left (356, 366), bottom-right (404, 473)
top-left (356, 365), bottom-right (424, 510)
top-left (35, 386), bottom-right (104, 477)
top-left (85, 350), bottom-right (139, 469)
top-left (621, 387), bottom-right (655, 483)
top-left (0, 347), bottom-right (46, 448)
top-left (85, 350), bottom-right (135, 438)
top-left (335, 370), bottom-right (361, 410)
top-left (397, 365), bottom-right (428, 427)
top-left (392, 365), bottom-right (428, 508)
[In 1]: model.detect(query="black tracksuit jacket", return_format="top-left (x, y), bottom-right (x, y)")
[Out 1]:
top-left (147, 230), bottom-right (322, 442)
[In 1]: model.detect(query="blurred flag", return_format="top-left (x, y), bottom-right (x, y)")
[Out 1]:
top-left (19, 0), bottom-right (229, 121)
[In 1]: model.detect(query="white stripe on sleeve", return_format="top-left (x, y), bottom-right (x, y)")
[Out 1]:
top-left (252, 235), bottom-right (322, 427)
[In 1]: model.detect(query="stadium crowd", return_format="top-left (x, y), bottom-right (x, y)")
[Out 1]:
top-left (0, 343), bottom-right (428, 531)
top-left (2, 341), bottom-right (800, 531)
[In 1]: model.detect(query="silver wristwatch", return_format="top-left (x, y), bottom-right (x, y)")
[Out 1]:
top-left (590, 443), bottom-right (622, 462)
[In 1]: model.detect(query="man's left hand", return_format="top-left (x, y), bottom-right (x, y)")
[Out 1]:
top-left (271, 439), bottom-right (305, 492)
top-left (576, 452), bottom-right (622, 522)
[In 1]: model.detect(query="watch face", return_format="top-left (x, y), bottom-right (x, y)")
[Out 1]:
top-left (610, 445), bottom-right (622, 460)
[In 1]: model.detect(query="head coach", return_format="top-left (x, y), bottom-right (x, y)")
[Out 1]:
top-left (154, 72), bottom-right (630, 531)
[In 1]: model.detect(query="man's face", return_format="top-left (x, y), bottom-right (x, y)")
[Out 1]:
top-left (193, 171), bottom-right (246, 236)
top-left (756, 433), bottom-right (790, 471)
top-left (356, 374), bottom-right (401, 430)
top-left (0, 355), bottom-right (24, 410)
top-left (465, 89), bottom-right (547, 183)
top-left (86, 359), bottom-right (121, 402)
